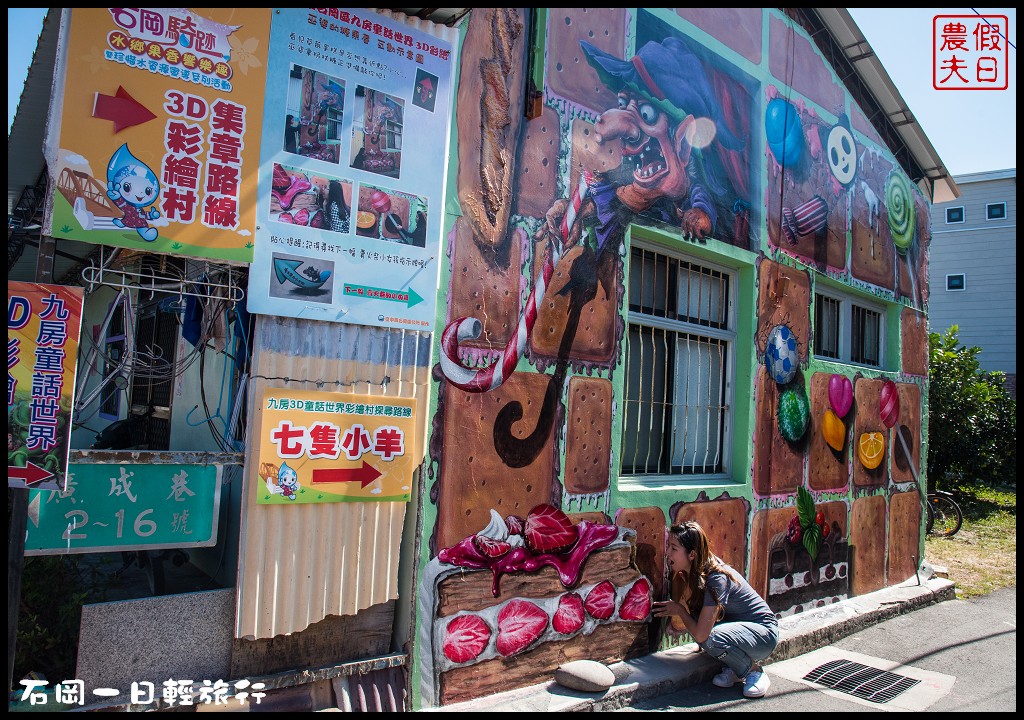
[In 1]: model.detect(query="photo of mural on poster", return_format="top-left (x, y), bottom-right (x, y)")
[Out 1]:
top-left (270, 162), bottom-right (353, 233)
top-left (268, 250), bottom-right (335, 303)
top-left (45, 8), bottom-right (271, 263)
top-left (248, 8), bottom-right (454, 329)
top-left (355, 183), bottom-right (428, 247)
top-left (350, 86), bottom-right (404, 178)
top-left (283, 63), bottom-right (345, 164)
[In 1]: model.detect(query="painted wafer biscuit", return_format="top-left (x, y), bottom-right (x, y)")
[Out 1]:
top-left (437, 372), bottom-right (555, 550)
top-left (890, 382), bottom-right (921, 485)
top-left (887, 490), bottom-right (922, 585)
top-left (756, 258), bottom-right (809, 360)
top-left (567, 511), bottom-right (611, 526)
top-left (900, 308), bottom-right (928, 376)
top-left (808, 372), bottom-right (849, 491)
top-left (615, 506), bottom-right (667, 601)
top-left (674, 8), bottom-right (762, 63)
top-left (545, 7), bottom-right (626, 112)
top-left (850, 494), bottom-right (886, 596)
top-left (564, 377), bottom-right (612, 495)
top-left (529, 243), bottom-right (618, 363)
top-left (852, 377), bottom-right (885, 488)
top-left (753, 365), bottom-right (803, 496)
top-left (569, 118), bottom-right (621, 195)
top-left (672, 493), bottom-right (749, 573)
top-left (448, 217), bottom-right (522, 350)
top-left (850, 151), bottom-right (895, 288)
top-left (513, 105), bottom-right (561, 219)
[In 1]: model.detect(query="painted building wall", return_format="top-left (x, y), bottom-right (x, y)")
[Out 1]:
top-left (411, 8), bottom-right (930, 708)
top-left (928, 170), bottom-right (1016, 379)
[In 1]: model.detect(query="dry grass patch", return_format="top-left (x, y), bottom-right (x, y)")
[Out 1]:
top-left (925, 484), bottom-right (1016, 599)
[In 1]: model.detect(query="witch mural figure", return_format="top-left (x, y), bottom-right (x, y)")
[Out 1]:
top-left (440, 33), bottom-right (754, 394)
top-left (106, 143), bottom-right (162, 242)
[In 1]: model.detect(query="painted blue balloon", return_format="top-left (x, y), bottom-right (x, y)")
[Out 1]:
top-left (765, 98), bottom-right (804, 168)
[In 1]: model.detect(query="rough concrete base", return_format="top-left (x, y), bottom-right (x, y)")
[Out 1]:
top-left (426, 576), bottom-right (956, 713)
top-left (76, 588), bottom-right (235, 698)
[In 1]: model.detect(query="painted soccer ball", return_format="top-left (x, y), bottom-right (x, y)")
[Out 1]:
top-left (765, 324), bottom-right (799, 384)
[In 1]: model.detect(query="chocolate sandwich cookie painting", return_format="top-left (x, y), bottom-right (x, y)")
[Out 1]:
top-left (414, 8), bottom-right (934, 709)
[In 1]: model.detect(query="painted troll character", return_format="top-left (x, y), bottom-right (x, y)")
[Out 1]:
top-left (106, 143), bottom-right (161, 242)
top-left (538, 35), bottom-right (751, 268)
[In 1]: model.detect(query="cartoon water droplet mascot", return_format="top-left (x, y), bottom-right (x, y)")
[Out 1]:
top-left (106, 143), bottom-right (161, 242)
top-left (276, 462), bottom-right (300, 501)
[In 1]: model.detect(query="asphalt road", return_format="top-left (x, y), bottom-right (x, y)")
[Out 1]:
top-left (618, 586), bottom-right (1016, 712)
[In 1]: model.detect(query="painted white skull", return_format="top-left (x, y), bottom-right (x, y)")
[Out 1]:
top-left (826, 124), bottom-right (857, 186)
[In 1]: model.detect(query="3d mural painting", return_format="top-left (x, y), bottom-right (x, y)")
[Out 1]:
top-left (412, 8), bottom-right (929, 708)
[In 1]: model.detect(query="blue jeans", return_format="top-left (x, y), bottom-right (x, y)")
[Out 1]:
top-left (698, 621), bottom-right (780, 677)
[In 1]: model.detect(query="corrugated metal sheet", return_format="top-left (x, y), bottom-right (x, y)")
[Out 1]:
top-left (332, 665), bottom-right (407, 712)
top-left (236, 315), bottom-right (433, 639)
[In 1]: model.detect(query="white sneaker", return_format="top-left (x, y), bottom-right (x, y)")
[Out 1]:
top-left (743, 669), bottom-right (771, 698)
top-left (712, 666), bottom-right (742, 688)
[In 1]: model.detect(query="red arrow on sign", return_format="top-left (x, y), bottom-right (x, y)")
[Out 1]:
top-left (8, 461), bottom-right (54, 488)
top-left (311, 461), bottom-right (382, 489)
top-left (92, 85), bottom-right (157, 133)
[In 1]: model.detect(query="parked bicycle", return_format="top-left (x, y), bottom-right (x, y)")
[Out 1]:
top-left (925, 490), bottom-right (963, 538)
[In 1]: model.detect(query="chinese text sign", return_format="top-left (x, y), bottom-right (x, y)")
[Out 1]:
top-left (25, 463), bottom-right (222, 554)
top-left (46, 8), bottom-right (271, 262)
top-left (8, 282), bottom-right (84, 491)
top-left (256, 388), bottom-right (418, 503)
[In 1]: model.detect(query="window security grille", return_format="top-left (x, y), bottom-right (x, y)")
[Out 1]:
top-left (851, 304), bottom-right (881, 366)
top-left (622, 247), bottom-right (732, 476)
top-left (814, 293), bottom-right (840, 359)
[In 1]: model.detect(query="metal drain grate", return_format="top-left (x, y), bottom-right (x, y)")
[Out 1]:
top-left (803, 659), bottom-right (921, 704)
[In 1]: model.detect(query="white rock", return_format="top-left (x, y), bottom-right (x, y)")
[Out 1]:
top-left (554, 659), bottom-right (616, 693)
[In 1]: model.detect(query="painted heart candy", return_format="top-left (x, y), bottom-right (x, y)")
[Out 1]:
top-left (880, 379), bottom-right (900, 428)
top-left (828, 373), bottom-right (853, 418)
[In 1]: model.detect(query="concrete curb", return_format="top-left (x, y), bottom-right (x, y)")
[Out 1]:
top-left (427, 576), bottom-right (956, 713)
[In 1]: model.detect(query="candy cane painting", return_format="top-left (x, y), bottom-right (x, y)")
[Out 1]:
top-left (440, 176), bottom-right (592, 392)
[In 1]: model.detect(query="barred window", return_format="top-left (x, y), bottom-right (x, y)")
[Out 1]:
top-left (813, 287), bottom-right (885, 369)
top-left (621, 246), bottom-right (734, 478)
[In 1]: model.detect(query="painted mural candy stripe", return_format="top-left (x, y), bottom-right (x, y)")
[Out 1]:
top-left (439, 175), bottom-right (592, 392)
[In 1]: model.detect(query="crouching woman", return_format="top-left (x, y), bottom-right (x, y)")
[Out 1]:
top-left (652, 521), bottom-right (779, 698)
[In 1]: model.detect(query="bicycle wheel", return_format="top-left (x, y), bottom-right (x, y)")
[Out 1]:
top-left (928, 494), bottom-right (963, 537)
top-left (925, 496), bottom-right (935, 535)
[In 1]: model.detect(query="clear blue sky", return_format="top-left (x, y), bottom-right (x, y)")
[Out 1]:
top-left (7, 8), bottom-right (1016, 176)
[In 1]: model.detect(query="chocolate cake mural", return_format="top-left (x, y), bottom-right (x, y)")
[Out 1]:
top-left (411, 9), bottom-right (932, 708)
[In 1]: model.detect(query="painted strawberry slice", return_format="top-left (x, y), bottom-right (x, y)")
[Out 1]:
top-left (472, 534), bottom-right (512, 559)
top-left (442, 614), bottom-right (491, 664)
top-left (505, 514), bottom-right (525, 536)
top-left (584, 580), bottom-right (616, 620)
top-left (495, 599), bottom-right (548, 656)
top-left (619, 577), bottom-right (652, 621)
top-left (524, 504), bottom-right (579, 554)
top-left (552, 592), bottom-right (585, 635)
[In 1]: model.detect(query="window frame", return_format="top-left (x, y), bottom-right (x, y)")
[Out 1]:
top-left (986, 202), bottom-right (1006, 221)
top-left (945, 273), bottom-right (967, 292)
top-left (944, 206), bottom-right (965, 224)
top-left (619, 243), bottom-right (738, 487)
top-left (813, 285), bottom-right (886, 370)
